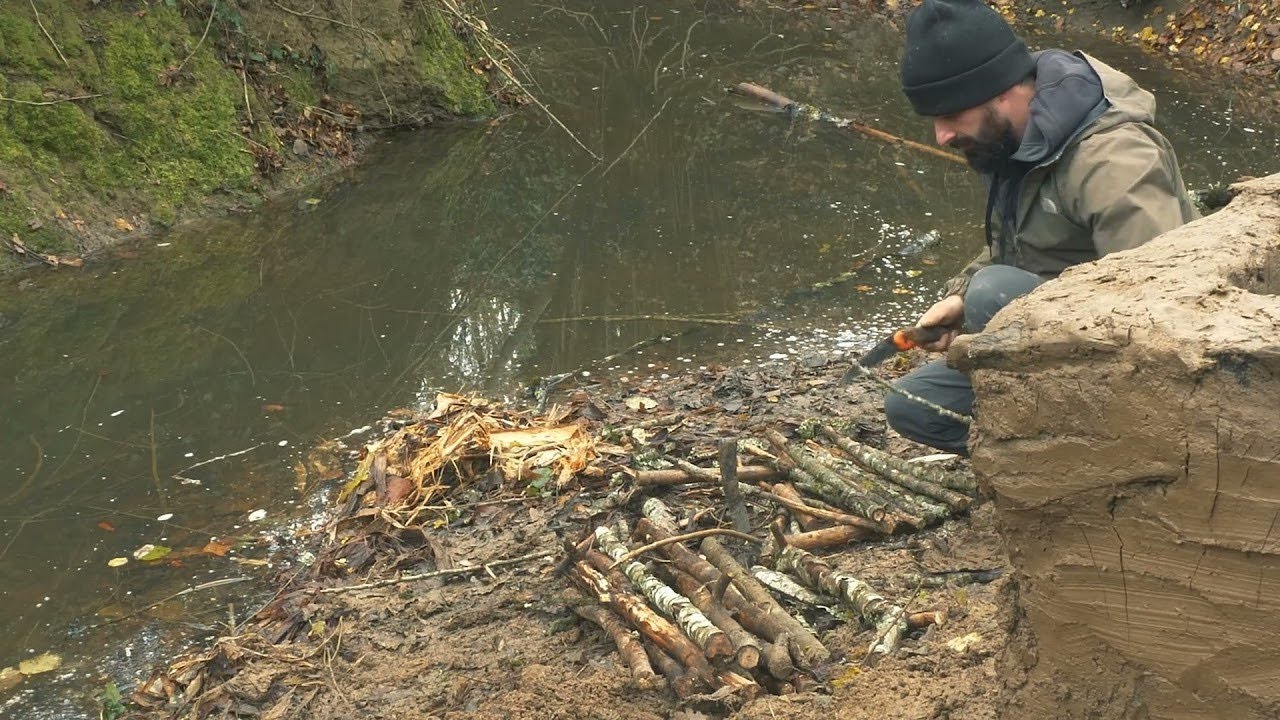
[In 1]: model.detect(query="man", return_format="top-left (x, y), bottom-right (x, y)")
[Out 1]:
top-left (884, 0), bottom-right (1199, 454)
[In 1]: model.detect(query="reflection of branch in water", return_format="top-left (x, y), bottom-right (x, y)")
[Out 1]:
top-left (197, 326), bottom-right (256, 386)
top-left (172, 443), bottom-right (268, 484)
top-left (602, 97), bottom-right (671, 176)
top-left (679, 17), bottom-right (705, 75)
top-left (87, 577), bottom-right (250, 630)
top-left (49, 373), bottom-right (102, 482)
top-left (539, 314), bottom-right (751, 326)
top-left (150, 409), bottom-right (168, 507)
top-left (1, 436), bottom-right (44, 506)
top-left (533, 3), bottom-right (608, 41)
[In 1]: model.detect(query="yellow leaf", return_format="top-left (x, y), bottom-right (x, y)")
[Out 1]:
top-left (0, 666), bottom-right (22, 693)
top-left (107, 557), bottom-right (129, 568)
top-left (854, 284), bottom-right (873, 292)
top-left (113, 217), bottom-right (135, 232)
top-left (18, 653), bottom-right (61, 676)
top-left (892, 287), bottom-right (913, 295)
top-left (623, 397), bottom-right (659, 412)
top-left (133, 544), bottom-right (172, 561)
top-left (1034, 8), bottom-right (1045, 17)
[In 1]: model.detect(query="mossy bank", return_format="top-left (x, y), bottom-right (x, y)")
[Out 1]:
top-left (0, 0), bottom-right (495, 271)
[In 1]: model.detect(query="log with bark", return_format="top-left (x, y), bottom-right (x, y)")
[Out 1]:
top-left (571, 599), bottom-right (657, 682)
top-left (775, 545), bottom-right (908, 662)
top-left (818, 426), bottom-right (972, 510)
top-left (568, 561), bottom-right (712, 677)
top-left (899, 568), bottom-right (1004, 588)
top-left (644, 643), bottom-right (697, 698)
top-left (784, 524), bottom-right (868, 550)
top-left (770, 483), bottom-right (828, 531)
top-left (634, 464), bottom-right (779, 487)
top-left (818, 424), bottom-right (977, 494)
top-left (720, 440), bottom-right (752, 533)
top-left (906, 610), bottom-right (946, 629)
top-left (750, 566), bottom-right (836, 610)
top-left (701, 537), bottom-right (831, 667)
top-left (744, 482), bottom-right (885, 532)
top-left (595, 526), bottom-right (735, 661)
top-left (669, 569), bottom-right (762, 670)
top-left (764, 429), bottom-right (889, 526)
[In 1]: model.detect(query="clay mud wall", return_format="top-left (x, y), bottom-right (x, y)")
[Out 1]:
top-left (951, 174), bottom-right (1280, 719)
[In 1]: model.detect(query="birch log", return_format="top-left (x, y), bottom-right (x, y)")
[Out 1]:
top-left (569, 562), bottom-right (712, 677)
top-left (765, 430), bottom-right (889, 524)
top-left (572, 601), bottom-right (657, 681)
top-left (817, 425), bottom-right (976, 493)
top-left (775, 546), bottom-right (908, 661)
top-left (635, 465), bottom-right (779, 487)
top-left (818, 426), bottom-right (972, 510)
top-left (595, 526), bottom-right (734, 660)
top-left (701, 537), bottom-right (831, 666)
top-left (670, 569), bottom-right (762, 669)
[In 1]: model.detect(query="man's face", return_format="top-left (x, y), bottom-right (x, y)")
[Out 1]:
top-left (933, 104), bottom-right (1020, 174)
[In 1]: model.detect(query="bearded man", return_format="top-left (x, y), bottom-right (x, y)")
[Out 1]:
top-left (884, 0), bottom-right (1199, 454)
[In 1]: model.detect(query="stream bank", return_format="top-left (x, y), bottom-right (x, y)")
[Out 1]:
top-left (0, 0), bottom-right (497, 272)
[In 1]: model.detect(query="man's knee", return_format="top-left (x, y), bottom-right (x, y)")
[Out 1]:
top-left (965, 265), bottom-right (1045, 331)
top-left (884, 362), bottom-right (973, 454)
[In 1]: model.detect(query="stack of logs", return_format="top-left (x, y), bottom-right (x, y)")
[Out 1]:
top-left (563, 424), bottom-right (980, 698)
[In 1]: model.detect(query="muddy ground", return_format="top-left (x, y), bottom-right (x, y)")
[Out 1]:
top-left (129, 350), bottom-right (1017, 720)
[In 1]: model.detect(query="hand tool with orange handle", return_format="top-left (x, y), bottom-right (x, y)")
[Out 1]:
top-left (839, 325), bottom-right (951, 384)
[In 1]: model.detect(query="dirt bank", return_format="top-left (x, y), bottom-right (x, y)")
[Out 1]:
top-left (0, 0), bottom-right (497, 272)
top-left (116, 354), bottom-right (1016, 719)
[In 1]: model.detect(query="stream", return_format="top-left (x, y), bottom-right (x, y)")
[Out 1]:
top-left (1, 1), bottom-right (1276, 716)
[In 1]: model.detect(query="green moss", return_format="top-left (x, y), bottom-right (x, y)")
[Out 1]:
top-left (413, 6), bottom-right (492, 117)
top-left (5, 81), bottom-right (104, 160)
top-left (0, 11), bottom-right (54, 80)
top-left (98, 8), bottom-right (254, 218)
top-left (281, 67), bottom-right (321, 109)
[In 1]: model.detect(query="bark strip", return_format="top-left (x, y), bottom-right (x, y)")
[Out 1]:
top-left (701, 537), bottom-right (831, 666)
top-left (776, 546), bottom-right (907, 661)
top-left (596, 526), bottom-right (734, 660)
top-left (634, 465), bottom-right (779, 486)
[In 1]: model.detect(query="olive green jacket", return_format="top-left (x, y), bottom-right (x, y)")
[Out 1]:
top-left (943, 53), bottom-right (1199, 298)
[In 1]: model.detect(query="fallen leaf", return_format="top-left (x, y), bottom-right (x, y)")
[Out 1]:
top-left (133, 544), bottom-right (172, 562)
top-left (854, 284), bottom-right (874, 292)
top-left (946, 632), bottom-right (983, 653)
top-left (490, 425), bottom-right (580, 451)
top-left (261, 403), bottom-right (285, 413)
top-left (623, 396), bottom-right (658, 412)
top-left (107, 557), bottom-right (129, 568)
top-left (18, 652), bottom-right (61, 676)
top-left (233, 557), bottom-right (270, 567)
top-left (97, 521), bottom-right (116, 532)
top-left (202, 539), bottom-right (234, 557)
top-left (385, 475), bottom-right (412, 505)
top-left (0, 666), bottom-right (22, 693)
top-left (27, 219), bottom-right (43, 231)
top-left (113, 217), bottom-right (135, 232)
top-left (892, 287), bottom-right (913, 295)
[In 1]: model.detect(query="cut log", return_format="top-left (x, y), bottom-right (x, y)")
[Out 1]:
top-left (818, 426), bottom-right (972, 510)
top-left (716, 670), bottom-right (761, 700)
top-left (643, 643), bottom-right (697, 698)
top-left (596, 526), bottom-right (734, 660)
top-left (771, 483), bottom-right (826, 531)
top-left (746, 482), bottom-right (886, 532)
top-left (701, 537), bottom-right (831, 667)
top-left (572, 601), bottom-right (656, 681)
top-left (765, 429), bottom-right (889, 525)
top-left (760, 641), bottom-right (794, 680)
top-left (670, 569), bottom-right (762, 670)
top-left (775, 546), bottom-right (907, 662)
top-left (634, 465), bottom-right (779, 487)
top-left (785, 524), bottom-right (868, 550)
top-left (750, 566), bottom-right (835, 609)
top-left (569, 561), bottom-right (712, 677)
top-left (906, 610), bottom-right (946, 629)
top-left (720, 440), bottom-right (752, 533)
top-left (757, 673), bottom-right (797, 696)
top-left (899, 569), bottom-right (1004, 588)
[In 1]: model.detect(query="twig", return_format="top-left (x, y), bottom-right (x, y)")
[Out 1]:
top-left (149, 408), bottom-right (168, 506)
top-left (601, 97), bottom-right (671, 176)
top-left (0, 93), bottom-right (102, 106)
top-left (176, 0), bottom-right (218, 74)
top-left (538, 313), bottom-right (747, 326)
top-left (172, 442), bottom-right (266, 482)
top-left (844, 362), bottom-right (972, 425)
top-left (319, 548), bottom-right (555, 594)
top-left (88, 577), bottom-right (250, 629)
top-left (197, 326), bottom-right (256, 386)
top-left (606, 528), bottom-right (761, 569)
top-left (30, 0), bottom-right (68, 67)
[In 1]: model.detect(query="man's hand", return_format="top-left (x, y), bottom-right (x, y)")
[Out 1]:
top-left (916, 294), bottom-right (964, 351)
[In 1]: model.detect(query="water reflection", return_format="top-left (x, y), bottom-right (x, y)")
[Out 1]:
top-left (0, 0), bottom-right (1276, 715)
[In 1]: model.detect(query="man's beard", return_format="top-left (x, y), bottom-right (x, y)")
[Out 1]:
top-left (949, 108), bottom-right (1021, 175)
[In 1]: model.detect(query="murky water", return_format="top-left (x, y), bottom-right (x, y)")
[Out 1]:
top-left (1, 1), bottom-right (1276, 715)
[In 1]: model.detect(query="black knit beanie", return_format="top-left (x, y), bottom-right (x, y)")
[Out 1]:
top-left (900, 0), bottom-right (1035, 116)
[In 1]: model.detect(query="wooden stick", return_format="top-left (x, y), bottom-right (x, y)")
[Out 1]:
top-left (750, 566), bottom-right (834, 609)
top-left (716, 670), bottom-right (761, 700)
top-left (596, 526), bottom-right (734, 660)
top-left (843, 362), bottom-right (973, 426)
top-left (776, 546), bottom-right (907, 662)
top-left (701, 537), bottom-right (830, 667)
top-left (644, 643), bottom-right (696, 698)
top-left (670, 570), bottom-right (762, 670)
top-left (899, 569), bottom-right (1004, 588)
top-left (819, 425), bottom-right (977, 494)
top-left (760, 641), bottom-right (794, 680)
top-left (569, 562), bottom-right (712, 677)
top-left (634, 464), bottom-right (779, 487)
top-left (906, 610), bottom-right (946, 630)
top-left (771, 483), bottom-right (826, 531)
top-left (765, 430), bottom-right (890, 525)
top-left (608, 528), bottom-right (761, 569)
top-left (319, 549), bottom-right (554, 594)
top-left (746, 482), bottom-right (886, 532)
top-left (730, 82), bottom-right (965, 165)
top-left (784, 524), bottom-right (869, 550)
top-left (572, 601), bottom-right (657, 681)
top-left (720, 440), bottom-right (752, 533)
top-left (819, 426), bottom-right (973, 509)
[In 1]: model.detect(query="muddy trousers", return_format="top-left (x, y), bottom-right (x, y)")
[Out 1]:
top-left (883, 265), bottom-right (1045, 454)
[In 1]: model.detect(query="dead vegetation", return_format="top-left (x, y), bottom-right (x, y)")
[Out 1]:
top-left (131, 356), bottom-right (1011, 719)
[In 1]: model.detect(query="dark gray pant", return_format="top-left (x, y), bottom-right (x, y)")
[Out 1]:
top-left (883, 265), bottom-right (1045, 454)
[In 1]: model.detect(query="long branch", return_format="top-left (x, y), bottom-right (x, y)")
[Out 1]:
top-left (319, 549), bottom-right (554, 594)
